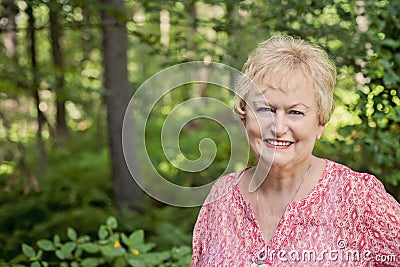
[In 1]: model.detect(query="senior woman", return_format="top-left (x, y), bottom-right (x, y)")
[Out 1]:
top-left (191, 35), bottom-right (400, 266)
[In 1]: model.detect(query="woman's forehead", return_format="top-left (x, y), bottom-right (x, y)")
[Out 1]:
top-left (250, 70), bottom-right (313, 97)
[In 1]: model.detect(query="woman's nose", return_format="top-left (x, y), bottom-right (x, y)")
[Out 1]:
top-left (271, 112), bottom-right (288, 137)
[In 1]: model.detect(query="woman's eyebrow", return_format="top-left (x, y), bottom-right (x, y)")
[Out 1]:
top-left (288, 103), bottom-right (309, 109)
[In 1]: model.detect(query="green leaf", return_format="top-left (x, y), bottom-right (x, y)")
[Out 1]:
top-left (127, 259), bottom-right (146, 267)
top-left (383, 71), bottom-right (399, 87)
top-left (109, 233), bottom-right (120, 243)
top-left (36, 249), bottom-right (43, 259)
top-left (67, 227), bottom-right (77, 241)
top-left (377, 58), bottom-right (392, 70)
top-left (112, 247), bottom-right (126, 257)
top-left (71, 262), bottom-right (79, 267)
top-left (98, 225), bottom-right (108, 240)
top-left (129, 230), bottom-right (144, 244)
top-left (30, 262), bottom-right (40, 267)
top-left (22, 244), bottom-right (36, 258)
top-left (99, 244), bottom-right (127, 257)
top-left (74, 247), bottom-right (83, 257)
top-left (78, 235), bottom-right (91, 243)
top-left (141, 251), bottom-right (170, 265)
top-left (61, 242), bottom-right (76, 259)
top-left (55, 249), bottom-right (65, 260)
top-left (37, 239), bottom-right (55, 251)
top-left (121, 233), bottom-right (131, 246)
top-left (80, 243), bottom-right (100, 254)
top-left (53, 235), bottom-right (62, 248)
top-left (136, 243), bottom-right (155, 253)
top-left (81, 258), bottom-right (104, 267)
top-left (381, 38), bottom-right (400, 49)
top-left (106, 217), bottom-right (118, 229)
top-left (99, 245), bottom-right (113, 257)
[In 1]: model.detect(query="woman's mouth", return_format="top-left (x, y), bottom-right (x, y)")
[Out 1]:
top-left (264, 139), bottom-right (294, 148)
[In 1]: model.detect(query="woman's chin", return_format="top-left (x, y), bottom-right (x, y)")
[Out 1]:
top-left (259, 154), bottom-right (291, 168)
top-left (256, 153), bottom-right (275, 168)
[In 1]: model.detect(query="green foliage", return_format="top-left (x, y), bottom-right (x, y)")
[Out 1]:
top-left (1, 0), bottom-right (399, 265)
top-left (0, 128), bottom-right (197, 261)
top-left (0, 131), bottom-right (112, 260)
top-left (119, 206), bottom-right (199, 252)
top-left (6, 217), bottom-right (190, 267)
top-left (330, 0), bottom-right (400, 195)
top-left (144, 84), bottom-right (247, 188)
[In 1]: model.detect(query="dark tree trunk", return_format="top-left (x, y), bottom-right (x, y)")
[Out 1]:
top-left (27, 4), bottom-right (47, 173)
top-left (101, 0), bottom-right (144, 211)
top-left (3, 0), bottom-right (18, 62)
top-left (49, 1), bottom-right (68, 141)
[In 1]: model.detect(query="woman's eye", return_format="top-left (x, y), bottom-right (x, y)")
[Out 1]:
top-left (289, 110), bottom-right (304, 115)
top-left (257, 107), bottom-right (274, 113)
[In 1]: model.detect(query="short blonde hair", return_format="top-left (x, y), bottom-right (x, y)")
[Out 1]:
top-left (234, 35), bottom-right (336, 125)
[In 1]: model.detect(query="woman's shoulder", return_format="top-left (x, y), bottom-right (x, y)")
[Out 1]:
top-left (201, 168), bottom-right (246, 206)
top-left (323, 159), bottom-right (394, 201)
top-left (324, 159), bottom-right (380, 185)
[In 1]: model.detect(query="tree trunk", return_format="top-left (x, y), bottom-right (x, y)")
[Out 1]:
top-left (101, 0), bottom-right (144, 211)
top-left (81, 3), bottom-right (104, 151)
top-left (49, 1), bottom-right (68, 141)
top-left (27, 4), bottom-right (47, 173)
top-left (3, 0), bottom-right (18, 62)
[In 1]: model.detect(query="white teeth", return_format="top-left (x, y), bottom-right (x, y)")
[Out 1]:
top-left (266, 140), bottom-right (292, 146)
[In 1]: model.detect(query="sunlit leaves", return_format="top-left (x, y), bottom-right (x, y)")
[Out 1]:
top-left (20, 217), bottom-right (191, 266)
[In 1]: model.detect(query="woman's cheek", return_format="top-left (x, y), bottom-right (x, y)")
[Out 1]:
top-left (248, 131), bottom-right (262, 158)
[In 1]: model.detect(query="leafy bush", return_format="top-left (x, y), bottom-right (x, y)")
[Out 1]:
top-left (0, 133), bottom-right (113, 260)
top-left (0, 129), bottom-right (198, 262)
top-left (6, 217), bottom-right (191, 267)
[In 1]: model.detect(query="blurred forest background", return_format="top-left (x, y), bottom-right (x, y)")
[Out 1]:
top-left (0, 0), bottom-right (399, 265)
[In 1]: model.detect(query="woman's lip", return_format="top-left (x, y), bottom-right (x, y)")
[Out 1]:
top-left (263, 139), bottom-right (294, 148)
top-left (265, 138), bottom-right (293, 143)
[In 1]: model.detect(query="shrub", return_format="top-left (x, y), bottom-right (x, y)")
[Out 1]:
top-left (6, 217), bottom-right (191, 267)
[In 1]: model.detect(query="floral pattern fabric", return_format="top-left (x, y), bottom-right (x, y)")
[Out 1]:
top-left (191, 159), bottom-right (400, 266)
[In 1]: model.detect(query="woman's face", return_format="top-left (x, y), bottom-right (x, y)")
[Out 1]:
top-left (243, 71), bottom-right (325, 168)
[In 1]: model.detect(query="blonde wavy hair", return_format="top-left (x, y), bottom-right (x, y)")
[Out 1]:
top-left (234, 35), bottom-right (336, 125)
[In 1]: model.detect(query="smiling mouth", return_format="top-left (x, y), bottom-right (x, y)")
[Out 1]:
top-left (264, 139), bottom-right (294, 147)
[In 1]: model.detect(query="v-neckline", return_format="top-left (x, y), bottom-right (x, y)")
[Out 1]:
top-left (233, 159), bottom-right (330, 247)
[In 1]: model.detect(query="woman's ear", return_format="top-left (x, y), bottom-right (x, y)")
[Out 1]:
top-left (236, 100), bottom-right (247, 129)
top-left (316, 124), bottom-right (325, 140)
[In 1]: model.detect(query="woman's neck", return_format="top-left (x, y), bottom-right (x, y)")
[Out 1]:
top-left (250, 156), bottom-right (314, 195)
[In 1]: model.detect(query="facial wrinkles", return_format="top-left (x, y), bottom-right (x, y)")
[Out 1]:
top-left (259, 71), bottom-right (311, 105)
top-left (254, 86), bottom-right (318, 140)
top-left (243, 71), bottom-right (325, 169)
top-left (266, 73), bottom-right (316, 114)
top-left (244, 106), bottom-right (264, 159)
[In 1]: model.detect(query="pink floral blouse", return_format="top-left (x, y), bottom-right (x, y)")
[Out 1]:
top-left (191, 159), bottom-right (400, 266)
